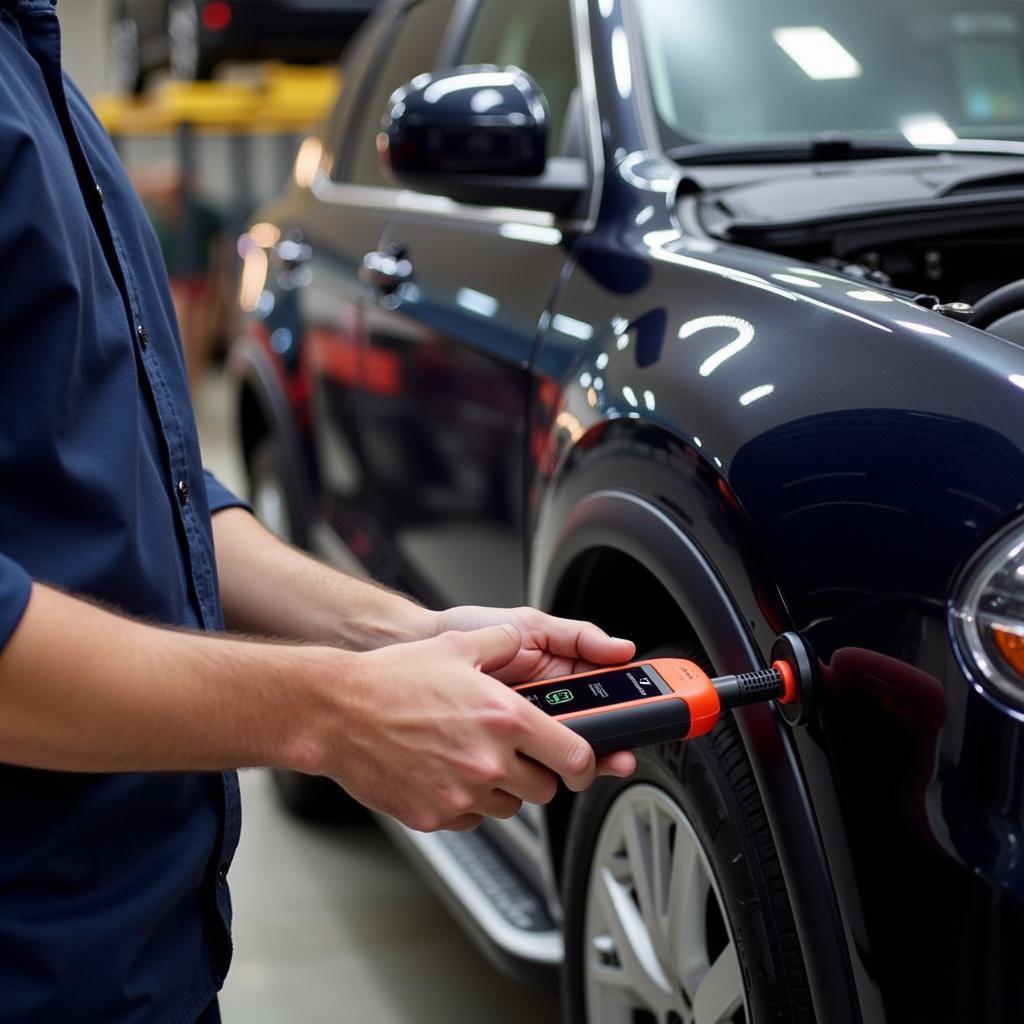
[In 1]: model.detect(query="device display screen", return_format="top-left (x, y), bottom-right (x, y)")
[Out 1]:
top-left (518, 664), bottom-right (672, 716)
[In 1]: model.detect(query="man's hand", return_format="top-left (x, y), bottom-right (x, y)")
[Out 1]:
top-left (314, 626), bottom-right (634, 833)
top-left (432, 608), bottom-right (639, 783)
top-left (436, 605), bottom-right (636, 682)
top-left (208, 511), bottom-right (638, 800)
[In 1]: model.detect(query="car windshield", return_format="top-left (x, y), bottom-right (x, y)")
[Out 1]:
top-left (636, 0), bottom-right (1024, 155)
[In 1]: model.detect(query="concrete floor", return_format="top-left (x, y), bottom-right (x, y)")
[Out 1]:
top-left (196, 373), bottom-right (562, 1023)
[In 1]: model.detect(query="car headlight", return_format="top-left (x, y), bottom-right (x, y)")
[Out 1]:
top-left (953, 523), bottom-right (1024, 704)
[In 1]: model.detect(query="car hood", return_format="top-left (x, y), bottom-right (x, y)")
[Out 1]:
top-left (636, 223), bottom-right (1021, 352)
top-left (695, 155), bottom-right (1024, 247)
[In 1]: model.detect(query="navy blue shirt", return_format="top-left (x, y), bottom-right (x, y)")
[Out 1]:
top-left (0, 3), bottom-right (245, 1020)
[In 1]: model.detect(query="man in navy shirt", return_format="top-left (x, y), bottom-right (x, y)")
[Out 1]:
top-left (0, 3), bottom-right (636, 1021)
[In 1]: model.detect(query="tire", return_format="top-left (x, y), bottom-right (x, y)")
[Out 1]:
top-left (249, 437), bottom-right (362, 822)
top-left (248, 436), bottom-right (308, 551)
top-left (562, 643), bottom-right (813, 1024)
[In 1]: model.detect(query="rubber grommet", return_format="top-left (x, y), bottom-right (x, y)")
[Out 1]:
top-left (770, 631), bottom-right (816, 727)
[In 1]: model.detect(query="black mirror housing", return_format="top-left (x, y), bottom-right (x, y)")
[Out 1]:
top-left (382, 65), bottom-right (548, 176)
top-left (379, 65), bottom-right (586, 216)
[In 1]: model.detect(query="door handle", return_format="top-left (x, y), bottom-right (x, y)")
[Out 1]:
top-left (359, 247), bottom-right (413, 291)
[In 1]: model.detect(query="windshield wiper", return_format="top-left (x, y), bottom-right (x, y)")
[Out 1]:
top-left (667, 132), bottom-right (1024, 166)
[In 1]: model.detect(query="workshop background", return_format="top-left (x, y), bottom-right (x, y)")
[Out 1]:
top-left (57, 3), bottom-right (559, 1022)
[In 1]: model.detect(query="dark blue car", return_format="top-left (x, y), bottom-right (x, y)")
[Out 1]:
top-left (228, 2), bottom-right (1024, 1020)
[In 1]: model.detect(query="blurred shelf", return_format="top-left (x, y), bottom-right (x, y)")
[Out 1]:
top-left (94, 63), bottom-right (340, 136)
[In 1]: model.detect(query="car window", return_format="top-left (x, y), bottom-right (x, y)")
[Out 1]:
top-left (636, 0), bottom-right (1024, 149)
top-left (323, 13), bottom-right (392, 173)
top-left (344, 0), bottom-right (456, 187)
top-left (461, 0), bottom-right (579, 157)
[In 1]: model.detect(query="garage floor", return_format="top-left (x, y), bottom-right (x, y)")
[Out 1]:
top-left (197, 374), bottom-right (562, 1023)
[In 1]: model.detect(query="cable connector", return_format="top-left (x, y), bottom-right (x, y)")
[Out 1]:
top-left (712, 633), bottom-right (813, 724)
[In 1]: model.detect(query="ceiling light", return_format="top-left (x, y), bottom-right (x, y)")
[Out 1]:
top-left (773, 26), bottom-right (862, 80)
top-left (899, 113), bottom-right (958, 146)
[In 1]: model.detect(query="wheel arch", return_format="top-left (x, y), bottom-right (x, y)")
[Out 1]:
top-left (227, 333), bottom-right (312, 526)
top-left (530, 488), bottom-right (867, 1024)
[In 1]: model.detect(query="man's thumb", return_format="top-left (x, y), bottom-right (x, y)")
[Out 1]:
top-left (461, 624), bottom-right (523, 673)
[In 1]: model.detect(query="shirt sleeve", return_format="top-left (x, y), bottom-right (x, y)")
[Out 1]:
top-left (203, 470), bottom-right (252, 516)
top-left (0, 551), bottom-right (33, 654)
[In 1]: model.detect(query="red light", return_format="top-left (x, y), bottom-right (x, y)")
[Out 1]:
top-left (201, 1), bottom-right (232, 32)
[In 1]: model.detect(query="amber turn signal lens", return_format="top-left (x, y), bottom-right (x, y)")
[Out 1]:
top-left (993, 626), bottom-right (1024, 676)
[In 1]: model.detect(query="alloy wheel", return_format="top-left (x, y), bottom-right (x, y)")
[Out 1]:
top-left (583, 783), bottom-right (748, 1024)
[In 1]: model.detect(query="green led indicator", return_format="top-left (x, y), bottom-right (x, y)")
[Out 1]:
top-left (545, 688), bottom-right (575, 706)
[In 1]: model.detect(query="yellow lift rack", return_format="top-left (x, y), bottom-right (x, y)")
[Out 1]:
top-left (92, 64), bottom-right (340, 274)
top-left (93, 63), bottom-right (340, 136)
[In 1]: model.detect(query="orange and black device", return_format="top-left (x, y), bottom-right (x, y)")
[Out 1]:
top-left (512, 634), bottom-right (809, 756)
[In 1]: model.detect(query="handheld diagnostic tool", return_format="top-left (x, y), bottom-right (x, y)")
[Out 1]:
top-left (513, 639), bottom-right (807, 755)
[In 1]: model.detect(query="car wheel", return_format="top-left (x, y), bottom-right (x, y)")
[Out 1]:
top-left (249, 437), bottom-right (363, 822)
top-left (111, 17), bottom-right (142, 95)
top-left (562, 644), bottom-right (813, 1024)
top-left (168, 0), bottom-right (214, 81)
top-left (249, 436), bottom-right (307, 550)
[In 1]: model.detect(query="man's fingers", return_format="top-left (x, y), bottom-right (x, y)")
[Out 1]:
top-left (502, 749), bottom-right (632, 798)
top-left (596, 750), bottom-right (637, 778)
top-left (502, 756), bottom-right (560, 805)
top-left (475, 789), bottom-right (524, 820)
top-left (516, 705), bottom-right (596, 791)
top-left (526, 611), bottom-right (635, 667)
top-left (443, 813), bottom-right (484, 832)
top-left (449, 624), bottom-right (523, 674)
top-left (576, 624), bottom-right (635, 667)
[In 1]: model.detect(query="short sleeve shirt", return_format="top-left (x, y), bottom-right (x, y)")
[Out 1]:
top-left (0, 3), bottom-right (245, 1020)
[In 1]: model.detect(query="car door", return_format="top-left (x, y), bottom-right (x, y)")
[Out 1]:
top-left (357, 0), bottom-right (587, 610)
top-left (293, 0), bottom-right (458, 578)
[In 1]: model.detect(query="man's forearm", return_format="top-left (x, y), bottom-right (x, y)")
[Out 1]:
top-left (0, 583), bottom-right (624, 831)
top-left (0, 583), bottom-right (340, 774)
top-left (212, 507), bottom-right (436, 647)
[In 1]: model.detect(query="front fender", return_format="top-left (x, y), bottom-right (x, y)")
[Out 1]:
top-left (528, 442), bottom-right (879, 1023)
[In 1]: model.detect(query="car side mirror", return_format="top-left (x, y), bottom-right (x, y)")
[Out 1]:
top-left (379, 65), bottom-right (586, 217)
